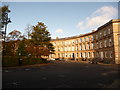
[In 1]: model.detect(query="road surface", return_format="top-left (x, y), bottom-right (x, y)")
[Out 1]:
top-left (2, 60), bottom-right (120, 88)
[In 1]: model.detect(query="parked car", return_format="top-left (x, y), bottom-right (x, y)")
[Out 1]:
top-left (91, 59), bottom-right (98, 64)
top-left (55, 58), bottom-right (60, 61)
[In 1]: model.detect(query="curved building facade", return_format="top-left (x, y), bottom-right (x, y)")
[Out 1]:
top-left (50, 19), bottom-right (120, 64)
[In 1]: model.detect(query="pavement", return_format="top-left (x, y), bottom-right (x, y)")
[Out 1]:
top-left (2, 60), bottom-right (120, 88)
top-left (2, 62), bottom-right (53, 69)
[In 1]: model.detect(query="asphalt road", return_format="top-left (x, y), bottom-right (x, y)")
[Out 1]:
top-left (2, 60), bottom-right (120, 88)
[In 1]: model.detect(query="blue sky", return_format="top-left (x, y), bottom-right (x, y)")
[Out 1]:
top-left (2, 2), bottom-right (118, 39)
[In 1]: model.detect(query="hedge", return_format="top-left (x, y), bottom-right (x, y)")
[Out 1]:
top-left (3, 56), bottom-right (47, 67)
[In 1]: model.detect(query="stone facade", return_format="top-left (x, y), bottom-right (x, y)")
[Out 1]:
top-left (50, 19), bottom-right (120, 64)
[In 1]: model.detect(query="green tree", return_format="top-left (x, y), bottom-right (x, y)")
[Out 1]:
top-left (28, 22), bottom-right (54, 58)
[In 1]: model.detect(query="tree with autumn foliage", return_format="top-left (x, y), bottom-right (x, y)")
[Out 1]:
top-left (5, 30), bottom-right (25, 56)
top-left (27, 22), bottom-right (54, 58)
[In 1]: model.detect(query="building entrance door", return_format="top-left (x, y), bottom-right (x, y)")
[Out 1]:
top-left (72, 53), bottom-right (75, 59)
top-left (100, 52), bottom-right (104, 60)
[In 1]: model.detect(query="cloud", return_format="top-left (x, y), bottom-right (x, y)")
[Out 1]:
top-left (55, 29), bottom-right (63, 33)
top-left (77, 6), bottom-right (118, 30)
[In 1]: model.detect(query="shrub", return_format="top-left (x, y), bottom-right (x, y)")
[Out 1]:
top-left (103, 58), bottom-right (115, 64)
top-left (22, 57), bottom-right (47, 65)
top-left (4, 56), bottom-right (19, 67)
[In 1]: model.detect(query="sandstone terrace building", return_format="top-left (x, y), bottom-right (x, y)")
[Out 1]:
top-left (49, 19), bottom-right (120, 64)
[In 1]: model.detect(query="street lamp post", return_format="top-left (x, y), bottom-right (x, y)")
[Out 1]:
top-left (2, 9), bottom-right (11, 67)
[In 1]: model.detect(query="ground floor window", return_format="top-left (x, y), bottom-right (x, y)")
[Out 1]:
top-left (80, 52), bottom-right (82, 58)
top-left (110, 51), bottom-right (113, 58)
top-left (58, 53), bottom-right (60, 58)
top-left (65, 53), bottom-right (67, 58)
top-left (88, 52), bottom-right (90, 58)
top-left (68, 54), bottom-right (71, 58)
top-left (105, 51), bottom-right (108, 58)
top-left (92, 52), bottom-right (94, 58)
top-left (76, 53), bottom-right (78, 58)
top-left (99, 52), bottom-right (104, 59)
top-left (83, 52), bottom-right (86, 58)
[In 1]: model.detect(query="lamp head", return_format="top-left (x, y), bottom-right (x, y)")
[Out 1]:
top-left (8, 18), bottom-right (11, 23)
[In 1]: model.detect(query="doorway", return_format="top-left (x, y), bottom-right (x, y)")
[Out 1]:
top-left (72, 53), bottom-right (75, 59)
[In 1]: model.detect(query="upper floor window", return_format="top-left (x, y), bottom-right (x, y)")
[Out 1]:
top-left (104, 31), bottom-right (106, 36)
top-left (92, 36), bottom-right (94, 41)
top-left (72, 46), bottom-right (74, 51)
top-left (58, 48), bottom-right (60, 51)
top-left (76, 46), bottom-right (78, 51)
top-left (104, 40), bottom-right (107, 47)
top-left (84, 38), bottom-right (86, 42)
top-left (80, 45), bottom-right (82, 50)
top-left (62, 42), bottom-right (64, 45)
top-left (68, 41), bottom-right (71, 44)
top-left (88, 37), bottom-right (91, 41)
top-left (108, 29), bottom-right (111, 34)
top-left (76, 40), bottom-right (78, 44)
top-left (80, 38), bottom-right (82, 42)
top-left (65, 41), bottom-right (67, 45)
top-left (84, 45), bottom-right (86, 50)
top-left (100, 41), bottom-right (102, 48)
top-left (68, 41), bottom-right (70, 44)
top-left (100, 32), bottom-right (102, 38)
top-left (109, 38), bottom-right (112, 47)
top-left (96, 34), bottom-right (98, 39)
top-left (92, 43), bottom-right (94, 49)
top-left (62, 47), bottom-right (64, 51)
top-left (68, 47), bottom-right (70, 51)
top-left (88, 44), bottom-right (90, 50)
top-left (65, 47), bottom-right (67, 51)
top-left (72, 40), bottom-right (74, 44)
top-left (96, 42), bottom-right (99, 49)
top-left (54, 42), bottom-right (56, 46)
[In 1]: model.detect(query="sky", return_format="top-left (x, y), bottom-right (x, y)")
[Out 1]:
top-left (1, 2), bottom-right (119, 39)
